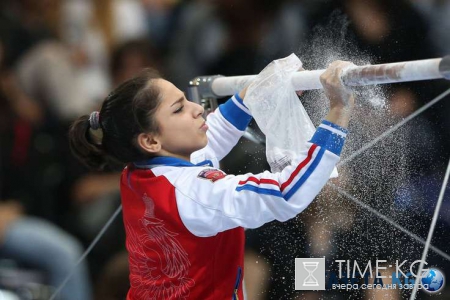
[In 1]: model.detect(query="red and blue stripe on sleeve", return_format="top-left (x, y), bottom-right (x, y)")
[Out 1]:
top-left (235, 120), bottom-right (347, 200)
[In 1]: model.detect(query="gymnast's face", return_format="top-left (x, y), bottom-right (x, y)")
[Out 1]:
top-left (148, 79), bottom-right (208, 160)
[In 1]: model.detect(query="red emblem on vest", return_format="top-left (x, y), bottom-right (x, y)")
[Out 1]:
top-left (197, 169), bottom-right (226, 182)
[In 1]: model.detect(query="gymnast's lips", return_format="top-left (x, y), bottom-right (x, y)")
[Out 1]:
top-left (200, 122), bottom-right (208, 131)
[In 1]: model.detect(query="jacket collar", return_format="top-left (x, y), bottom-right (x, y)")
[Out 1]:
top-left (134, 156), bottom-right (213, 169)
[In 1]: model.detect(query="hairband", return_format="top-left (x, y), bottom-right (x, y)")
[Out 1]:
top-left (89, 111), bottom-right (100, 130)
top-left (88, 111), bottom-right (103, 145)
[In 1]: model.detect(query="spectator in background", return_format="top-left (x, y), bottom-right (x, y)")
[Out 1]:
top-left (0, 2), bottom-right (95, 297)
top-left (60, 0), bottom-right (150, 105)
top-left (141, 0), bottom-right (182, 53)
top-left (0, 201), bottom-right (93, 300)
top-left (1, 0), bottom-right (98, 122)
top-left (166, 0), bottom-right (306, 89)
top-left (409, 0), bottom-right (450, 56)
top-left (0, 39), bottom-right (93, 300)
top-left (110, 39), bottom-right (164, 86)
top-left (1, 0), bottom-right (152, 120)
top-left (0, 3), bottom-right (76, 226)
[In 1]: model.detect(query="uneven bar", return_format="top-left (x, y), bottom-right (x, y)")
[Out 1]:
top-left (207, 57), bottom-right (448, 97)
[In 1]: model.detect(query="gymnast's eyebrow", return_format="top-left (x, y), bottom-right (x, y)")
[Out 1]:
top-left (170, 96), bottom-right (184, 107)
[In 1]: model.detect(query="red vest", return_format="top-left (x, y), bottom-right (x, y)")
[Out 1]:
top-left (121, 167), bottom-right (245, 300)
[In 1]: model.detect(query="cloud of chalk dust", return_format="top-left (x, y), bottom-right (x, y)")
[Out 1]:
top-left (299, 10), bottom-right (431, 297)
top-left (247, 10), bottom-right (432, 299)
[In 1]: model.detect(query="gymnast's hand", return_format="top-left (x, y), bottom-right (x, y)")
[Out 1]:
top-left (238, 86), bottom-right (248, 100)
top-left (321, 60), bottom-right (356, 128)
top-left (321, 61), bottom-right (355, 109)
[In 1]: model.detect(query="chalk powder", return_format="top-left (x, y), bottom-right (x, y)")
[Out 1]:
top-left (241, 11), bottom-right (438, 299)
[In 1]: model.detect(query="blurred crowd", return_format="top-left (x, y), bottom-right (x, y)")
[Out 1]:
top-left (0, 0), bottom-right (449, 299)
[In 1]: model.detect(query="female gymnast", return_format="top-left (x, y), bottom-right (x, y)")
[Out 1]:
top-left (69, 60), bottom-right (355, 299)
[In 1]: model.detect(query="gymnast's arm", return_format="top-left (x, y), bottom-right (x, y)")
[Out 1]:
top-left (177, 61), bottom-right (356, 236)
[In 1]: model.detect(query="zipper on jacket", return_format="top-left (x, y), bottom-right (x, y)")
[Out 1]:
top-left (232, 266), bottom-right (242, 300)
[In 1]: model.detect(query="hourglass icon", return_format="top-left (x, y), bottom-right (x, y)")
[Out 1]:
top-left (303, 261), bottom-right (319, 286)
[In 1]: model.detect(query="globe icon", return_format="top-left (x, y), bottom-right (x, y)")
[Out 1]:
top-left (421, 269), bottom-right (445, 293)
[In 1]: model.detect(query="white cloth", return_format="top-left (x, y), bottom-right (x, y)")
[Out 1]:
top-left (244, 54), bottom-right (338, 177)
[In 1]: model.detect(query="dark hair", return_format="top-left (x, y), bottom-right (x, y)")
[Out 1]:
top-left (69, 68), bottom-right (162, 170)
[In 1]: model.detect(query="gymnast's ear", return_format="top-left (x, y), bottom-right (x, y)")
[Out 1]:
top-left (137, 133), bottom-right (161, 154)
